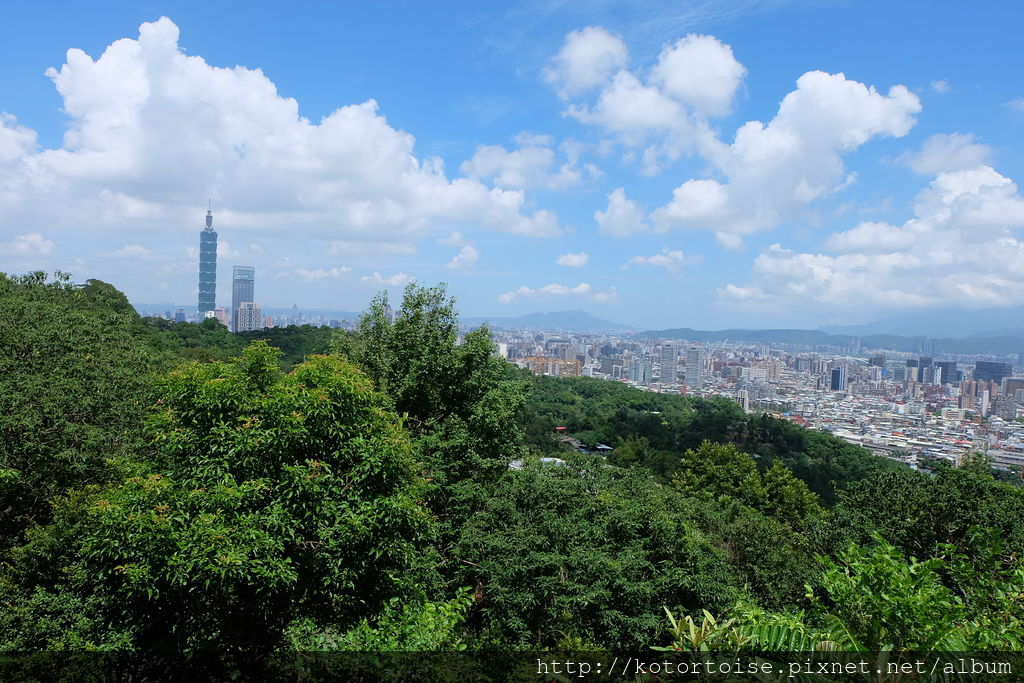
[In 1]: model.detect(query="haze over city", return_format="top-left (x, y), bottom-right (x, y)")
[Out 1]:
top-left (2, 1), bottom-right (1023, 330)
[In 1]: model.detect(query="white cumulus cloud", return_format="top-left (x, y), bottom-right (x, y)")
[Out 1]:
top-left (595, 187), bottom-right (648, 236)
top-left (216, 240), bottom-right (243, 259)
top-left (822, 221), bottom-right (917, 253)
top-left (295, 266), bottom-right (351, 281)
top-left (446, 245), bottom-right (480, 269)
top-left (548, 29), bottom-right (920, 243)
top-left (556, 252), bottom-right (588, 267)
top-left (0, 17), bottom-right (561, 253)
top-left (567, 70), bottom-right (688, 137)
top-left (652, 70), bottom-right (921, 245)
top-left (4, 233), bottom-right (55, 256)
top-left (721, 162), bottom-right (1024, 318)
top-left (461, 132), bottom-right (583, 190)
top-left (543, 26), bottom-right (629, 99)
top-left (361, 271), bottom-right (412, 287)
top-left (103, 244), bottom-right (155, 259)
top-left (899, 133), bottom-right (992, 175)
top-left (625, 248), bottom-right (701, 271)
top-left (650, 34), bottom-right (746, 117)
top-left (548, 30), bottom-right (746, 172)
top-left (437, 232), bottom-right (466, 247)
top-left (497, 281), bottom-right (617, 304)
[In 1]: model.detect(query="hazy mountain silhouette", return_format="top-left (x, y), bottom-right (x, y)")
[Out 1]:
top-left (461, 309), bottom-right (638, 332)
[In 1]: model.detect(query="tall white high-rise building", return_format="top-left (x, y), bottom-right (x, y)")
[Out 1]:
top-left (736, 389), bottom-right (750, 412)
top-left (236, 301), bottom-right (264, 332)
top-left (686, 342), bottom-right (703, 388)
top-left (660, 341), bottom-right (677, 383)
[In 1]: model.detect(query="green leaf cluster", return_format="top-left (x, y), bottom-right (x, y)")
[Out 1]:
top-left (1, 343), bottom-right (430, 661)
top-left (455, 457), bottom-right (739, 649)
top-left (0, 272), bottom-right (155, 546)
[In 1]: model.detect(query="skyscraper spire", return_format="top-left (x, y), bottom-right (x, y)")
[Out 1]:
top-left (198, 204), bottom-right (218, 313)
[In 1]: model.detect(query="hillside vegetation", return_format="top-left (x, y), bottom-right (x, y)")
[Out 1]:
top-left (1, 272), bottom-right (1022, 677)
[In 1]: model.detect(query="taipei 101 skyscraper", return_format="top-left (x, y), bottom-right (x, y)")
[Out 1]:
top-left (197, 202), bottom-right (217, 314)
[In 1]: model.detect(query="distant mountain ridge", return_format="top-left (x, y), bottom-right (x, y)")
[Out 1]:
top-left (461, 309), bottom-right (638, 332)
top-left (643, 327), bottom-right (1024, 356)
top-left (645, 328), bottom-right (834, 345)
top-left (133, 301), bottom-right (1023, 356)
top-left (821, 305), bottom-right (1024, 338)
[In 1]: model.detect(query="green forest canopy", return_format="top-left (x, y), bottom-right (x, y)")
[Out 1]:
top-left (1, 272), bottom-right (1022, 676)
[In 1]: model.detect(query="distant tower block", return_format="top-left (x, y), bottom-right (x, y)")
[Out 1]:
top-left (660, 341), bottom-right (677, 383)
top-left (686, 342), bottom-right (703, 388)
top-left (232, 265), bottom-right (255, 332)
top-left (197, 202), bottom-right (217, 313)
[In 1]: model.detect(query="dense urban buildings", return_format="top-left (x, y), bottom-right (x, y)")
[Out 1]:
top-left (491, 325), bottom-right (1023, 476)
top-left (197, 206), bottom-right (217, 314)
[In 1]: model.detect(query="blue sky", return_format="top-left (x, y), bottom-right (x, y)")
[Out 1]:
top-left (1, 0), bottom-right (1022, 329)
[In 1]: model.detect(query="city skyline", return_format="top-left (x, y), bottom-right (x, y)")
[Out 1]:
top-left (1, 2), bottom-right (1023, 329)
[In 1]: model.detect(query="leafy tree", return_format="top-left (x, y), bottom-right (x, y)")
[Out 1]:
top-left (237, 324), bottom-right (334, 370)
top-left (695, 503), bottom-right (818, 610)
top-left (456, 458), bottom-right (739, 649)
top-left (665, 442), bottom-right (823, 608)
top-left (660, 531), bottom-right (1024, 654)
top-left (517, 375), bottom-right (690, 455)
top-left (941, 527), bottom-right (1024, 648)
top-left (793, 532), bottom-right (1023, 651)
top-left (0, 272), bottom-right (155, 545)
top-left (673, 441), bottom-right (823, 531)
top-left (610, 434), bottom-right (662, 470)
top-left (144, 317), bottom-right (334, 370)
top-left (287, 589), bottom-right (473, 651)
top-left (810, 535), bottom-right (966, 650)
top-left (761, 459), bottom-right (824, 530)
top-left (0, 343), bottom-right (432, 661)
top-left (78, 278), bottom-right (140, 317)
top-left (781, 429), bottom-right (901, 504)
top-left (827, 465), bottom-right (1024, 560)
top-left (337, 283), bottom-right (528, 549)
top-left (348, 284), bottom-right (488, 429)
top-left (280, 591), bottom-right (479, 682)
top-left (673, 441), bottom-right (768, 508)
top-left (141, 316), bottom-right (245, 364)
